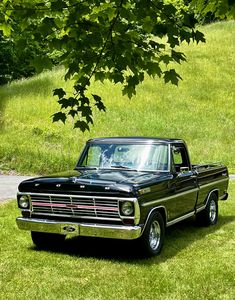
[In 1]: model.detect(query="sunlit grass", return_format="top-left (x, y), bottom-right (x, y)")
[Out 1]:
top-left (0, 21), bottom-right (234, 175)
top-left (0, 182), bottom-right (234, 300)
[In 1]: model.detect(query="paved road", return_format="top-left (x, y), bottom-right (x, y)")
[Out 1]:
top-left (0, 174), bottom-right (235, 204)
top-left (0, 175), bottom-right (32, 204)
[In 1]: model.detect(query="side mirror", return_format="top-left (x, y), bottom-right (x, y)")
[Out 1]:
top-left (179, 167), bottom-right (189, 173)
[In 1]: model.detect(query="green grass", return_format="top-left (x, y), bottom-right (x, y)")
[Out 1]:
top-left (0, 21), bottom-right (235, 175)
top-left (0, 181), bottom-right (234, 300)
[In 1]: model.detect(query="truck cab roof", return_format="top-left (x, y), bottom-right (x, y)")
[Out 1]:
top-left (87, 137), bottom-right (185, 145)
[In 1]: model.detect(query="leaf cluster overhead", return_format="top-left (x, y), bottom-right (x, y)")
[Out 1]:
top-left (0, 0), bottom-right (207, 131)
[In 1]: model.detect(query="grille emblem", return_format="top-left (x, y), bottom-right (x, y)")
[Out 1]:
top-left (63, 226), bottom-right (76, 233)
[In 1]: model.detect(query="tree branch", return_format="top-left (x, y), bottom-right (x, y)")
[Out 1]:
top-left (84, 0), bottom-right (124, 86)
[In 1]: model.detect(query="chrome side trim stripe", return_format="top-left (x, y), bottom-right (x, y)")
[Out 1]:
top-left (141, 178), bottom-right (228, 208)
top-left (195, 205), bottom-right (206, 213)
top-left (141, 188), bottom-right (199, 207)
top-left (166, 211), bottom-right (195, 227)
top-left (199, 178), bottom-right (228, 189)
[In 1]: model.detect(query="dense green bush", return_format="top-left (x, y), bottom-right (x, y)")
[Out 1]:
top-left (0, 33), bottom-right (36, 85)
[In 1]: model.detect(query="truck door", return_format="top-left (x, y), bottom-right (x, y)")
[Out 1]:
top-left (168, 144), bottom-right (198, 220)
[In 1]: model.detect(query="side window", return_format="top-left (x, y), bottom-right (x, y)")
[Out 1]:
top-left (172, 146), bottom-right (190, 173)
top-left (85, 146), bottom-right (102, 166)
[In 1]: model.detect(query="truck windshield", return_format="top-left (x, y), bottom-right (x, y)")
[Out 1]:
top-left (78, 143), bottom-right (169, 172)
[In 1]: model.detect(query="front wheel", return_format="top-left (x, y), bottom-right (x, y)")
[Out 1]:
top-left (31, 231), bottom-right (65, 249)
top-left (139, 211), bottom-right (165, 256)
top-left (197, 193), bottom-right (218, 226)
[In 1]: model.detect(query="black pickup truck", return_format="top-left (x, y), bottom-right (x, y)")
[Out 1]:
top-left (16, 137), bottom-right (229, 256)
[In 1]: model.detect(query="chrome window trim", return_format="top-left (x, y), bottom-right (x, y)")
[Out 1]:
top-left (141, 188), bottom-right (199, 207)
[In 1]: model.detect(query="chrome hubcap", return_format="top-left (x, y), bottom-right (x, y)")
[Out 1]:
top-left (209, 200), bottom-right (217, 222)
top-left (149, 221), bottom-right (161, 250)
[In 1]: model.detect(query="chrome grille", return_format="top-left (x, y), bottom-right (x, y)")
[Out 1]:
top-left (30, 194), bottom-right (120, 220)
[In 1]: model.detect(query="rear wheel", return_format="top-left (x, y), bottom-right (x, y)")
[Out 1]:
top-left (31, 231), bottom-right (65, 249)
top-left (197, 193), bottom-right (218, 226)
top-left (140, 211), bottom-right (165, 256)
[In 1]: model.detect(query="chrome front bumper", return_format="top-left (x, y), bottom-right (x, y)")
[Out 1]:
top-left (16, 217), bottom-right (142, 240)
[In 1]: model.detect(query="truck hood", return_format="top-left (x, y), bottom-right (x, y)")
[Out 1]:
top-left (18, 169), bottom-right (172, 196)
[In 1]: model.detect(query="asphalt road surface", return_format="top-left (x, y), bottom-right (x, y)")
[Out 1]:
top-left (0, 174), bottom-right (235, 204)
top-left (0, 175), bottom-right (32, 203)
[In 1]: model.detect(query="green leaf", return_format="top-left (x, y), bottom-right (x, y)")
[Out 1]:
top-left (146, 62), bottom-right (162, 77)
top-left (0, 23), bottom-right (12, 37)
top-left (52, 112), bottom-right (67, 124)
top-left (95, 101), bottom-right (106, 111)
top-left (92, 94), bottom-right (101, 102)
top-left (160, 55), bottom-right (172, 65)
top-left (164, 69), bottom-right (182, 86)
top-left (112, 72), bottom-right (124, 84)
top-left (122, 85), bottom-right (136, 99)
top-left (95, 72), bottom-right (106, 82)
top-left (171, 50), bottom-right (187, 64)
top-left (143, 16), bottom-right (153, 33)
top-left (81, 106), bottom-right (92, 118)
top-left (194, 30), bottom-right (206, 44)
top-left (51, 0), bottom-right (66, 11)
top-left (92, 94), bottom-right (106, 111)
top-left (53, 88), bottom-right (66, 99)
top-left (68, 110), bottom-right (78, 118)
top-left (74, 120), bottom-right (90, 132)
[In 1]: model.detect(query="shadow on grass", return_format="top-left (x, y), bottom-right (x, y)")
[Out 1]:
top-left (29, 214), bottom-right (235, 263)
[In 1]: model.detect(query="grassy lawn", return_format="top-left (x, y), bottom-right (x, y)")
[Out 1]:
top-left (0, 21), bottom-right (235, 175)
top-left (0, 181), bottom-right (234, 300)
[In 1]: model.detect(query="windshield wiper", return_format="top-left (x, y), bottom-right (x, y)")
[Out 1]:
top-left (110, 165), bottom-right (138, 171)
top-left (75, 166), bottom-right (98, 170)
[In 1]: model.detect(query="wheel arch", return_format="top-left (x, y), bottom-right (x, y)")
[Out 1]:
top-left (141, 206), bottom-right (167, 236)
top-left (205, 189), bottom-right (219, 205)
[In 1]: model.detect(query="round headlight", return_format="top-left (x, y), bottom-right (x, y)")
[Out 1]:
top-left (121, 201), bottom-right (134, 216)
top-left (19, 195), bottom-right (30, 209)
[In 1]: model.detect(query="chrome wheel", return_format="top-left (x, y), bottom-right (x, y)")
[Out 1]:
top-left (209, 199), bottom-right (217, 223)
top-left (196, 193), bottom-right (218, 226)
top-left (140, 211), bottom-right (165, 256)
top-left (149, 220), bottom-right (161, 251)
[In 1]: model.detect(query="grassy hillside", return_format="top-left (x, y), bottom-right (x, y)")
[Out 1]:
top-left (0, 21), bottom-right (234, 175)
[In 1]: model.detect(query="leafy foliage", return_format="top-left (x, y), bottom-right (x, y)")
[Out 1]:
top-left (0, 33), bottom-right (36, 85)
top-left (191, 0), bottom-right (235, 23)
top-left (0, 0), bottom-right (209, 131)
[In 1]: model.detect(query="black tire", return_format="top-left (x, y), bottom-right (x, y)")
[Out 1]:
top-left (196, 193), bottom-right (218, 226)
top-left (139, 211), bottom-right (165, 256)
top-left (31, 231), bottom-right (65, 249)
